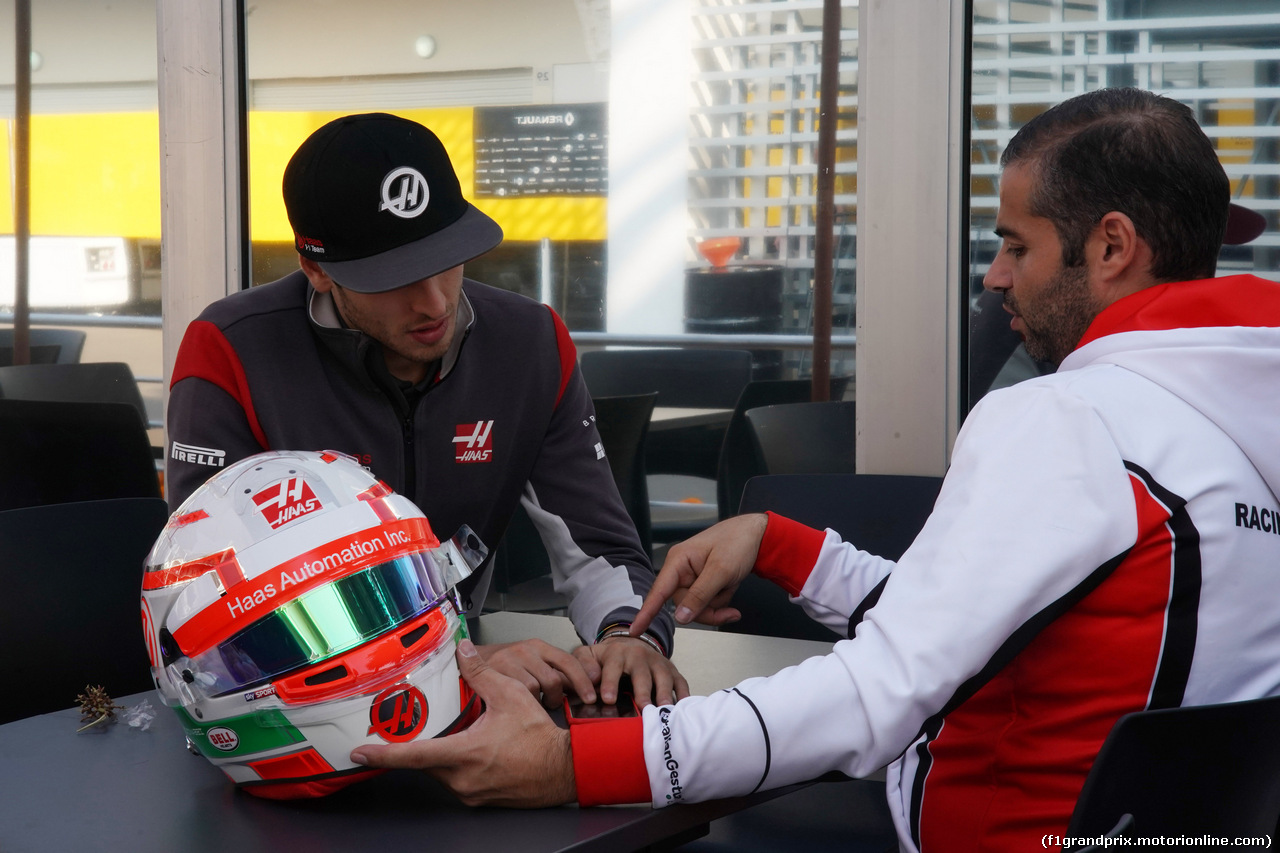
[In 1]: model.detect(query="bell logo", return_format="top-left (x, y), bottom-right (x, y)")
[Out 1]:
top-left (453, 420), bottom-right (494, 463)
top-left (207, 726), bottom-right (240, 752)
top-left (252, 477), bottom-right (322, 529)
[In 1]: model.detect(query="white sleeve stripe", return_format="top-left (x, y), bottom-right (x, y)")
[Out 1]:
top-left (519, 484), bottom-right (642, 640)
top-left (730, 688), bottom-right (773, 794)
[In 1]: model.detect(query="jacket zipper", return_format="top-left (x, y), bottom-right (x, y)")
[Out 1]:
top-left (402, 410), bottom-right (416, 499)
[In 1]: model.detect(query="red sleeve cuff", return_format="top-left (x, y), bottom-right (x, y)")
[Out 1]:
top-left (753, 511), bottom-right (826, 596)
top-left (570, 716), bottom-right (650, 806)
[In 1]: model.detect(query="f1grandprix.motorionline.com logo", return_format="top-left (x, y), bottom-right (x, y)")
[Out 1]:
top-left (252, 477), bottom-right (322, 529)
top-left (453, 420), bottom-right (494, 463)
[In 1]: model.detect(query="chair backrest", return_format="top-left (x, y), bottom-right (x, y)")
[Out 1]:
top-left (744, 400), bottom-right (857, 475)
top-left (0, 327), bottom-right (87, 367)
top-left (715, 377), bottom-right (851, 521)
top-left (1065, 695), bottom-right (1280, 841)
top-left (0, 398), bottom-right (161, 511)
top-left (0, 361), bottom-right (148, 424)
top-left (1068, 815), bottom-right (1134, 852)
top-left (0, 496), bottom-right (169, 723)
top-left (579, 348), bottom-right (753, 408)
top-left (727, 473), bottom-right (943, 641)
top-left (592, 392), bottom-right (657, 556)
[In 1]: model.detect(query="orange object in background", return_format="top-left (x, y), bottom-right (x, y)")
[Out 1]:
top-left (697, 236), bottom-right (741, 269)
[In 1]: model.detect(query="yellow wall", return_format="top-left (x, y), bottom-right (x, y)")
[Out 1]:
top-left (1, 108), bottom-right (607, 242)
top-left (1, 113), bottom-right (162, 237)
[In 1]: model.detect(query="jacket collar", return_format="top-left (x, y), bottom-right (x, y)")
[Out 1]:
top-left (306, 283), bottom-right (476, 384)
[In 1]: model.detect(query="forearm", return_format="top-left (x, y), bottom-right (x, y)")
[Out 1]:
top-left (755, 512), bottom-right (897, 637)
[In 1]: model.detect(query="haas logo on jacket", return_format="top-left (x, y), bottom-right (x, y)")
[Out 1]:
top-left (252, 477), bottom-right (323, 529)
top-left (453, 420), bottom-right (495, 463)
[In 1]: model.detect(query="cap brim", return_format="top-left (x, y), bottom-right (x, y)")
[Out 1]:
top-left (1224, 202), bottom-right (1266, 245)
top-left (317, 205), bottom-right (504, 293)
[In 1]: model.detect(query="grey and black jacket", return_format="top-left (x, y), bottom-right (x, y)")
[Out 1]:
top-left (166, 270), bottom-right (673, 651)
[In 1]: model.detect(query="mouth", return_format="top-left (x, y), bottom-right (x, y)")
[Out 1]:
top-left (409, 316), bottom-right (450, 347)
top-left (1002, 306), bottom-right (1025, 336)
top-left (1001, 299), bottom-right (1022, 331)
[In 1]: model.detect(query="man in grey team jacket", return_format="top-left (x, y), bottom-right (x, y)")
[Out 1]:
top-left (165, 113), bottom-right (685, 711)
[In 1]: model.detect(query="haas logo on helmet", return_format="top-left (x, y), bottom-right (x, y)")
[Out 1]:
top-left (369, 685), bottom-right (429, 743)
top-left (252, 477), bottom-right (322, 529)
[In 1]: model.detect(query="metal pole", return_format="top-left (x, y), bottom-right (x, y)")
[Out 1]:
top-left (12, 0), bottom-right (32, 365)
top-left (811, 0), bottom-right (840, 402)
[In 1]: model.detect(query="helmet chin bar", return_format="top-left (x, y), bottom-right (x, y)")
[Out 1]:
top-left (436, 524), bottom-right (486, 589)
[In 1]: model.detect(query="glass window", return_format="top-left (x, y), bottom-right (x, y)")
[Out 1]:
top-left (968, 0), bottom-right (1280, 408)
top-left (690, 1), bottom-right (858, 380)
top-left (1, 0), bottom-right (163, 444)
top-left (244, 0), bottom-right (857, 386)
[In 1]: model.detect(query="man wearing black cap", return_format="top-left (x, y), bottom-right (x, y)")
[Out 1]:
top-left (166, 113), bottom-right (685, 709)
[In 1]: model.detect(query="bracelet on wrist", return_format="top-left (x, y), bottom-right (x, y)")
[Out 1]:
top-left (596, 626), bottom-right (666, 657)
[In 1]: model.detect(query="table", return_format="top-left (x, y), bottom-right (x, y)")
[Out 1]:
top-left (648, 407), bottom-right (732, 432)
top-left (0, 612), bottom-right (891, 853)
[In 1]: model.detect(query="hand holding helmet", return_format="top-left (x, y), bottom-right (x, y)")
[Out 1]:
top-left (351, 638), bottom-right (578, 808)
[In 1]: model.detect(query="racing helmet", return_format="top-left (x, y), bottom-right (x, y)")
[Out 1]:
top-left (141, 449), bottom-right (487, 799)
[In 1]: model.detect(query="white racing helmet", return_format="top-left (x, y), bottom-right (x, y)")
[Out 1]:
top-left (141, 450), bottom-right (487, 799)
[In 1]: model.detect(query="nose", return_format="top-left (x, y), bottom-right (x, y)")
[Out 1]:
top-left (983, 251), bottom-right (1010, 293)
top-left (406, 275), bottom-right (449, 317)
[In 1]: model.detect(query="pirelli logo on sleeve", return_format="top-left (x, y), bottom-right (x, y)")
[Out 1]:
top-left (171, 442), bottom-right (227, 468)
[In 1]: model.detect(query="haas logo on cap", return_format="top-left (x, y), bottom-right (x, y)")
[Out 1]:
top-left (252, 477), bottom-right (323, 529)
top-left (380, 167), bottom-right (430, 219)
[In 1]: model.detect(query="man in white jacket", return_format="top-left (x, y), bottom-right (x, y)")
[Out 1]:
top-left (349, 88), bottom-right (1280, 852)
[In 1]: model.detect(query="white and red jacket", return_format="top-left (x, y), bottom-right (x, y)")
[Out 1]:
top-left (572, 274), bottom-right (1280, 851)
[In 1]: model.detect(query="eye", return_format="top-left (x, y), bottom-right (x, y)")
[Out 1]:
top-left (1003, 243), bottom-right (1026, 259)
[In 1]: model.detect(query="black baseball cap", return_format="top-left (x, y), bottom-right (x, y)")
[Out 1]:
top-left (283, 113), bottom-right (503, 293)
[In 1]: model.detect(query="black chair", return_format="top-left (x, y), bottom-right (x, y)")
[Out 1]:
top-left (579, 348), bottom-right (754, 546)
top-left (489, 393), bottom-right (659, 614)
top-left (488, 504), bottom-right (562, 614)
top-left (1070, 815), bottom-right (1134, 852)
top-left (579, 348), bottom-right (754, 409)
top-left (0, 361), bottom-right (149, 426)
top-left (650, 377), bottom-right (852, 544)
top-left (0, 496), bottom-right (169, 723)
top-left (718, 378), bottom-right (851, 522)
top-left (592, 392), bottom-right (658, 556)
top-left (0, 327), bottom-right (87, 367)
top-left (581, 348), bottom-right (753, 481)
top-left (728, 473), bottom-right (943, 641)
top-left (1063, 695), bottom-right (1280, 847)
top-left (0, 398), bottom-right (161, 511)
top-left (745, 400), bottom-right (857, 475)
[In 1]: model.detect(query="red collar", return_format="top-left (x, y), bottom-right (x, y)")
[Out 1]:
top-left (1076, 275), bottom-right (1280, 350)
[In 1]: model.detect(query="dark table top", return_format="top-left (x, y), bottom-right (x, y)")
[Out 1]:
top-left (0, 612), bottom-right (884, 853)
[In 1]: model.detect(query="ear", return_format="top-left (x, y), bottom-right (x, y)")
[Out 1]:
top-left (298, 256), bottom-right (335, 293)
top-left (1088, 211), bottom-right (1147, 290)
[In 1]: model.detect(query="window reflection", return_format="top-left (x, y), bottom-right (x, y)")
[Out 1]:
top-left (245, 0), bottom-right (857, 384)
top-left (1, 0), bottom-right (163, 440)
top-left (968, 0), bottom-right (1280, 408)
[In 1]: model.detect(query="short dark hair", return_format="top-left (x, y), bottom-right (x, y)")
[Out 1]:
top-left (1000, 88), bottom-right (1229, 282)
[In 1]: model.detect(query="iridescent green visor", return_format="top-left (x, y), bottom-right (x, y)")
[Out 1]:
top-left (179, 528), bottom-right (486, 697)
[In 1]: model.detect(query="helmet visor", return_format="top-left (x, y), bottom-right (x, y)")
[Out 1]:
top-left (187, 549), bottom-right (453, 697)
